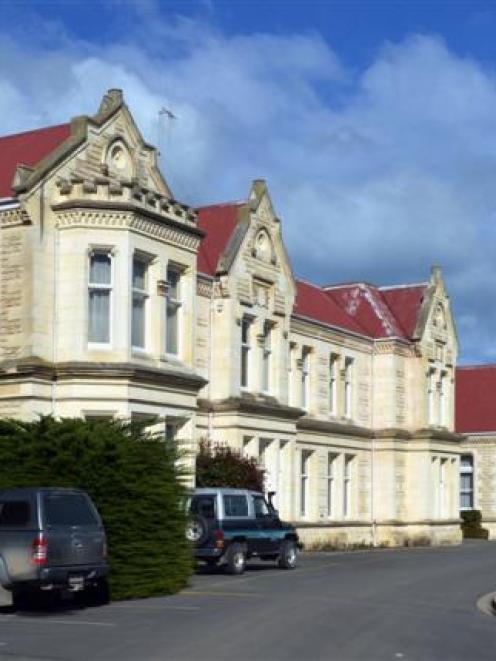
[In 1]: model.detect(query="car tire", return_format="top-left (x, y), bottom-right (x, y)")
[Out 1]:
top-left (186, 515), bottom-right (208, 545)
top-left (278, 540), bottom-right (298, 570)
top-left (85, 578), bottom-right (110, 607)
top-left (225, 543), bottom-right (246, 575)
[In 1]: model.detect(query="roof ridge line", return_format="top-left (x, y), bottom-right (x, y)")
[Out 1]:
top-left (196, 200), bottom-right (245, 211)
top-left (0, 122), bottom-right (69, 142)
top-left (379, 282), bottom-right (428, 291)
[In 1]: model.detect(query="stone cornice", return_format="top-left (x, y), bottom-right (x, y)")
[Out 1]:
top-left (412, 427), bottom-right (465, 443)
top-left (0, 207), bottom-right (31, 229)
top-left (53, 205), bottom-right (203, 252)
top-left (0, 359), bottom-right (207, 392)
top-left (297, 416), bottom-right (372, 438)
top-left (198, 394), bottom-right (304, 421)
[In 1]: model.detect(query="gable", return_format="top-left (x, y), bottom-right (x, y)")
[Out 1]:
top-left (1, 89), bottom-right (172, 202)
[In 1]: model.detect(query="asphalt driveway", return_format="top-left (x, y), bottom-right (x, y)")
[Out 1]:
top-left (1, 540), bottom-right (496, 660)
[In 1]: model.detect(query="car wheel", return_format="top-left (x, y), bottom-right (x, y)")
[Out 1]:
top-left (225, 543), bottom-right (246, 575)
top-left (85, 578), bottom-right (110, 607)
top-left (186, 515), bottom-right (208, 545)
top-left (278, 540), bottom-right (298, 569)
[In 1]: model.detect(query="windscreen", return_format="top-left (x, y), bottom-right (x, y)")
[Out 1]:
top-left (44, 493), bottom-right (98, 526)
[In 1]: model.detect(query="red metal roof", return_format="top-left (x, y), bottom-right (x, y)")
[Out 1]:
top-left (197, 202), bottom-right (244, 275)
top-left (196, 200), bottom-right (429, 339)
top-left (381, 285), bottom-right (427, 339)
top-left (294, 280), bottom-right (367, 335)
top-left (324, 284), bottom-right (407, 339)
top-left (0, 123), bottom-right (71, 198)
top-left (456, 366), bottom-right (496, 433)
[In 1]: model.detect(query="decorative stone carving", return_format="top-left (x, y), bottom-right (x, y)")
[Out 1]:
top-left (54, 209), bottom-right (202, 252)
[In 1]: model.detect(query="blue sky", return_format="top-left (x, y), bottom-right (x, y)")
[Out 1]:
top-left (2, 0), bottom-right (496, 363)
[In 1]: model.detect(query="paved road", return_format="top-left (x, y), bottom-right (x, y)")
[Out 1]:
top-left (1, 541), bottom-right (496, 660)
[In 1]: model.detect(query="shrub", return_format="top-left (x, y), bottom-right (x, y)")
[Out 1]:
top-left (0, 416), bottom-right (192, 599)
top-left (195, 439), bottom-right (264, 491)
top-left (460, 509), bottom-right (489, 540)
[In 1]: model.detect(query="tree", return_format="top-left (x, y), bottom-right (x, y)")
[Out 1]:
top-left (195, 439), bottom-right (265, 492)
top-left (0, 416), bottom-right (192, 599)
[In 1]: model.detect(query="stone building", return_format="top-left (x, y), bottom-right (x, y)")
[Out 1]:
top-left (0, 89), bottom-right (463, 547)
top-left (456, 366), bottom-right (496, 538)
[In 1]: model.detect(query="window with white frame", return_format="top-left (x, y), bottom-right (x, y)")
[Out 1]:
top-left (241, 316), bottom-right (252, 388)
top-left (131, 256), bottom-right (149, 350)
top-left (261, 321), bottom-right (272, 393)
top-left (343, 454), bottom-right (353, 518)
top-left (327, 453), bottom-right (337, 518)
top-left (300, 450), bottom-right (311, 518)
top-left (301, 348), bottom-right (310, 410)
top-left (427, 367), bottom-right (436, 425)
top-left (166, 266), bottom-right (182, 355)
top-left (329, 354), bottom-right (339, 415)
top-left (460, 455), bottom-right (474, 510)
top-left (344, 357), bottom-right (353, 419)
top-left (88, 251), bottom-right (112, 345)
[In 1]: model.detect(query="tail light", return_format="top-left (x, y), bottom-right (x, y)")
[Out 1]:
top-left (214, 530), bottom-right (224, 550)
top-left (31, 533), bottom-right (48, 566)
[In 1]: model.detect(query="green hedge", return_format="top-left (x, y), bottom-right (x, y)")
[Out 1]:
top-left (0, 416), bottom-right (192, 600)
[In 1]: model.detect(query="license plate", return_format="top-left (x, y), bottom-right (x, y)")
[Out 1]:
top-left (68, 575), bottom-right (85, 591)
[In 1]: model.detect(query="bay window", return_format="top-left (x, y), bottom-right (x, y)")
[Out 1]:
top-left (132, 256), bottom-right (148, 350)
top-left (166, 267), bottom-right (182, 355)
top-left (88, 251), bottom-right (112, 345)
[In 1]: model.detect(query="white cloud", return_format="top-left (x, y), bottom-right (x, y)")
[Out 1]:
top-left (1, 24), bottom-right (496, 362)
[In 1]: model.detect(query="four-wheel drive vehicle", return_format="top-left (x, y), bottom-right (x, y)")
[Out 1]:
top-left (186, 488), bottom-right (301, 574)
top-left (0, 488), bottom-right (109, 605)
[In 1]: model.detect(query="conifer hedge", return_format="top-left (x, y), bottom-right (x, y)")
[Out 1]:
top-left (0, 416), bottom-right (192, 600)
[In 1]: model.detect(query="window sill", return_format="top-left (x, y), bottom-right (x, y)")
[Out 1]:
top-left (88, 343), bottom-right (113, 351)
top-left (131, 349), bottom-right (153, 359)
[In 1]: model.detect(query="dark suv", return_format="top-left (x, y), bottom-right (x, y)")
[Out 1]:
top-left (187, 488), bottom-right (300, 574)
top-left (0, 488), bottom-right (109, 606)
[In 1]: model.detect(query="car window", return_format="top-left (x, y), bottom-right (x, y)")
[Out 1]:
top-left (253, 496), bottom-right (269, 518)
top-left (0, 500), bottom-right (31, 527)
top-left (223, 495), bottom-right (249, 517)
top-left (190, 496), bottom-right (216, 519)
top-left (44, 493), bottom-right (98, 526)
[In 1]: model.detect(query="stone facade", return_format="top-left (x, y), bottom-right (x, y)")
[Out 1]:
top-left (0, 90), bottom-right (464, 547)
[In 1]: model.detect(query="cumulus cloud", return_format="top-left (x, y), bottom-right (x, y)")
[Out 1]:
top-left (1, 19), bottom-right (495, 363)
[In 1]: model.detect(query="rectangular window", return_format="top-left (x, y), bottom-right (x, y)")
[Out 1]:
top-left (344, 357), bottom-right (353, 419)
top-left (438, 371), bottom-right (447, 426)
top-left (0, 501), bottom-right (31, 527)
top-left (223, 495), bottom-right (249, 518)
top-left (329, 354), bottom-right (338, 415)
top-left (302, 348), bottom-right (310, 410)
top-left (327, 453), bottom-right (337, 518)
top-left (166, 267), bottom-right (182, 355)
top-left (300, 451), bottom-right (311, 517)
top-left (343, 455), bottom-right (353, 518)
top-left (262, 321), bottom-right (272, 393)
top-left (460, 455), bottom-right (474, 510)
top-left (439, 458), bottom-right (447, 517)
top-left (88, 251), bottom-right (112, 344)
top-left (427, 368), bottom-right (435, 425)
top-left (241, 317), bottom-right (252, 388)
top-left (43, 493), bottom-right (98, 527)
top-left (132, 256), bottom-right (148, 349)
